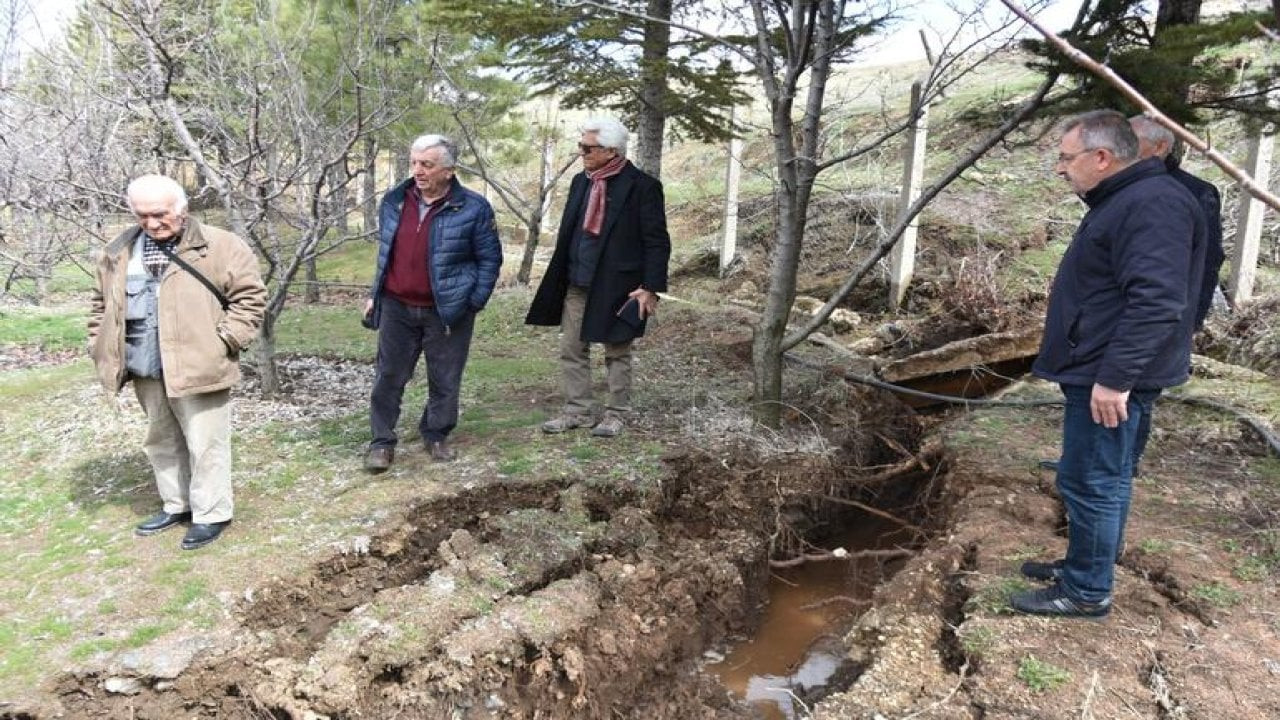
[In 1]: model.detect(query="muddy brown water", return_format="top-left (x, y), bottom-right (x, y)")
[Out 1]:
top-left (710, 518), bottom-right (914, 719)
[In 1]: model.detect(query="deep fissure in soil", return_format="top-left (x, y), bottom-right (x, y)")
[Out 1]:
top-left (50, 397), bottom-right (953, 718)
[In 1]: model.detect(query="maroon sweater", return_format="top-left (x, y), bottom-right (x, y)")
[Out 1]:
top-left (384, 186), bottom-right (447, 307)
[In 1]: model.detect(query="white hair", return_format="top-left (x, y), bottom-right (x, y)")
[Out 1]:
top-left (582, 117), bottom-right (629, 157)
top-left (126, 174), bottom-right (188, 214)
top-left (1129, 115), bottom-right (1175, 158)
top-left (410, 134), bottom-right (457, 166)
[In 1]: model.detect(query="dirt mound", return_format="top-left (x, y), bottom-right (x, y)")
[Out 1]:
top-left (1201, 293), bottom-right (1280, 377)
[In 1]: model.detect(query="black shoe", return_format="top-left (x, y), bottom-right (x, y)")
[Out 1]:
top-left (1020, 558), bottom-right (1064, 581)
top-left (135, 511), bottom-right (192, 536)
top-left (1009, 584), bottom-right (1110, 619)
top-left (181, 521), bottom-right (231, 550)
top-left (1038, 459), bottom-right (1059, 471)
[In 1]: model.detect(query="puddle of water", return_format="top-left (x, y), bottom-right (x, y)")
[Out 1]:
top-left (709, 518), bottom-right (911, 719)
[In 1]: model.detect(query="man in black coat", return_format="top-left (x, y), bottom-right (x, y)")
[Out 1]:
top-left (525, 117), bottom-right (671, 438)
top-left (1012, 110), bottom-right (1206, 619)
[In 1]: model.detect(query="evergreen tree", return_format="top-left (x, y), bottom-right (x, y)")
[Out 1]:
top-left (433, 0), bottom-right (746, 178)
top-left (1021, 0), bottom-right (1280, 126)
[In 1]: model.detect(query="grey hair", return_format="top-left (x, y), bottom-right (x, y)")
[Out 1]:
top-left (126, 174), bottom-right (189, 214)
top-left (1129, 115), bottom-right (1175, 158)
top-left (582, 117), bottom-right (628, 156)
top-left (1060, 109), bottom-right (1139, 162)
top-left (410, 134), bottom-right (457, 166)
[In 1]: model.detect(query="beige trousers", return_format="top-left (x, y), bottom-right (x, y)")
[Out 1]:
top-left (560, 287), bottom-right (633, 417)
top-left (132, 378), bottom-right (234, 523)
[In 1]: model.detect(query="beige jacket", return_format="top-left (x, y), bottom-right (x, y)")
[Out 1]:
top-left (88, 219), bottom-right (267, 397)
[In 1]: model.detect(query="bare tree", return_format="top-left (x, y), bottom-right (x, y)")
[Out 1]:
top-left (0, 4), bottom-right (141, 303)
top-left (93, 0), bottom-right (407, 393)
top-left (739, 0), bottom-right (1057, 425)
top-left (452, 102), bottom-right (576, 286)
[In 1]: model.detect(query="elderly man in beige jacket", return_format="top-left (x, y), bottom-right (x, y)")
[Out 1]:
top-left (89, 174), bottom-right (266, 550)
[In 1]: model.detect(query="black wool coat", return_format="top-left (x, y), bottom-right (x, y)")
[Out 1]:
top-left (525, 162), bottom-right (671, 344)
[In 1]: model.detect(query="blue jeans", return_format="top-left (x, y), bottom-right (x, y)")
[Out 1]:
top-left (1130, 390), bottom-right (1161, 469)
top-left (369, 296), bottom-right (475, 448)
top-left (1056, 383), bottom-right (1160, 603)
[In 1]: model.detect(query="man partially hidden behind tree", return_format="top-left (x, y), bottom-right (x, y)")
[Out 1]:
top-left (1013, 110), bottom-right (1206, 618)
top-left (88, 175), bottom-right (267, 550)
top-left (526, 117), bottom-right (671, 438)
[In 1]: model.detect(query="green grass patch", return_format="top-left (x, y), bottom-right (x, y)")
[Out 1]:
top-left (569, 442), bottom-right (603, 462)
top-left (959, 625), bottom-right (997, 659)
top-left (313, 241), bottom-right (378, 284)
top-left (1017, 655), bottom-right (1071, 693)
top-left (1003, 545), bottom-right (1047, 564)
top-left (1138, 538), bottom-right (1173, 554)
top-left (0, 361), bottom-right (90, 401)
top-left (497, 450), bottom-right (537, 477)
top-left (1233, 555), bottom-right (1272, 582)
top-left (1192, 581), bottom-right (1243, 608)
top-left (0, 306), bottom-right (88, 350)
top-left (965, 577), bottom-right (1032, 615)
top-left (273, 304), bottom-right (374, 361)
top-left (124, 624), bottom-right (170, 648)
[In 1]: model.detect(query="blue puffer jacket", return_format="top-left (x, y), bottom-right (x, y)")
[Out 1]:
top-left (368, 177), bottom-right (503, 329)
top-left (1032, 157), bottom-right (1207, 391)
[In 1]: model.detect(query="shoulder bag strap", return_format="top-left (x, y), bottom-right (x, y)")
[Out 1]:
top-left (156, 242), bottom-right (230, 310)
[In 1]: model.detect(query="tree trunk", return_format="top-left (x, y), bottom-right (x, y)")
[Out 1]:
top-left (750, 0), bottom-right (836, 427)
top-left (518, 214), bottom-right (542, 286)
top-left (1155, 0), bottom-right (1202, 37)
top-left (255, 312), bottom-right (280, 397)
top-left (362, 136), bottom-right (378, 236)
top-left (331, 162), bottom-right (349, 235)
top-left (304, 256), bottom-right (319, 303)
top-left (634, 0), bottom-right (671, 178)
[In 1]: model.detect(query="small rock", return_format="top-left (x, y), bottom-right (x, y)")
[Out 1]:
top-left (829, 308), bottom-right (861, 333)
top-left (103, 677), bottom-right (142, 695)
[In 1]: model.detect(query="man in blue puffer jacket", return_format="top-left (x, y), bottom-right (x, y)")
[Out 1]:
top-left (362, 134), bottom-right (502, 471)
top-left (1012, 110), bottom-right (1206, 619)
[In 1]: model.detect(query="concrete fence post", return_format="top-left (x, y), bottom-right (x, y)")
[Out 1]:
top-left (1229, 126), bottom-right (1274, 304)
top-left (720, 106), bottom-right (743, 276)
top-left (889, 80), bottom-right (928, 311)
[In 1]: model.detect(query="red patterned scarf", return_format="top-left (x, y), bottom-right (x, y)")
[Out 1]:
top-left (583, 154), bottom-right (628, 236)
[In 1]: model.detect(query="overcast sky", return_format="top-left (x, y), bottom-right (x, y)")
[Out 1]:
top-left (10, 0), bottom-right (1084, 66)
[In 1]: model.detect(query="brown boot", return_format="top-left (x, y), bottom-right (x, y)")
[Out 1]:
top-left (364, 446), bottom-right (393, 473)
top-left (428, 439), bottom-right (456, 462)
top-left (591, 413), bottom-right (624, 438)
top-left (541, 414), bottom-right (591, 434)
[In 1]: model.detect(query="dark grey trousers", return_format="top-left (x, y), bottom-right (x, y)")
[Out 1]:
top-left (369, 296), bottom-right (475, 448)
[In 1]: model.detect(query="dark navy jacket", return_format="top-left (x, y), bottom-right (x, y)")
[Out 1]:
top-left (368, 177), bottom-right (502, 329)
top-left (1168, 162), bottom-right (1224, 328)
top-left (1033, 157), bottom-right (1207, 391)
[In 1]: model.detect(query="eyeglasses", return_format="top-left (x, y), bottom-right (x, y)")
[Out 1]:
top-left (578, 143), bottom-right (606, 154)
top-left (1056, 148), bottom-right (1099, 165)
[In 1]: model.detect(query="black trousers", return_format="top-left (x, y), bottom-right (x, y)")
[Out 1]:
top-left (369, 296), bottom-right (475, 448)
